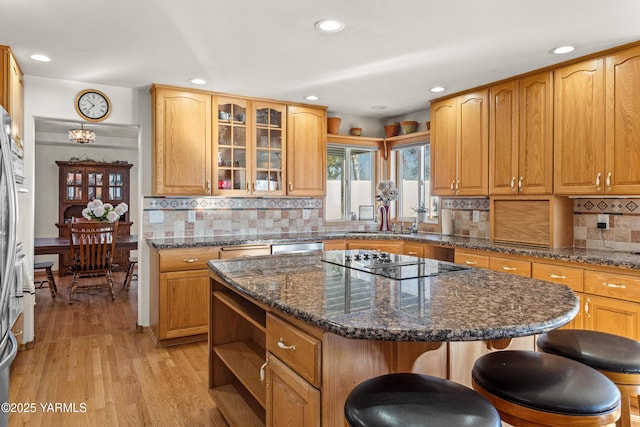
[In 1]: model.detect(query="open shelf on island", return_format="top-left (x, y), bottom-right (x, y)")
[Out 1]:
top-left (213, 340), bottom-right (266, 408)
top-left (214, 290), bottom-right (266, 332)
top-left (210, 383), bottom-right (265, 427)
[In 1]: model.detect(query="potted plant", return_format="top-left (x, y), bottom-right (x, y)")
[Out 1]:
top-left (412, 203), bottom-right (428, 222)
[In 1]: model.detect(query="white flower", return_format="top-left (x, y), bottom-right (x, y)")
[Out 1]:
top-left (376, 180), bottom-right (398, 204)
top-left (83, 199), bottom-right (126, 222)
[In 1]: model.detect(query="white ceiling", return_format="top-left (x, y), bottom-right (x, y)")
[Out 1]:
top-left (2, 0), bottom-right (640, 121)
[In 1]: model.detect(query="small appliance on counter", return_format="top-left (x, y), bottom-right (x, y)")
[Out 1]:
top-left (441, 208), bottom-right (453, 235)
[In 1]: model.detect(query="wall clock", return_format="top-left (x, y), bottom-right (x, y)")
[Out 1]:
top-left (75, 89), bottom-right (111, 122)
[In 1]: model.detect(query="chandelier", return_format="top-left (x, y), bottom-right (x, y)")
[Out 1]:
top-left (68, 124), bottom-right (96, 144)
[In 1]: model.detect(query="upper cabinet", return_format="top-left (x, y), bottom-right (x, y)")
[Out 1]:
top-left (431, 90), bottom-right (488, 196)
top-left (152, 86), bottom-right (212, 195)
top-left (554, 45), bottom-right (640, 195)
top-left (152, 84), bottom-right (326, 197)
top-left (286, 105), bottom-right (326, 196)
top-left (490, 72), bottom-right (553, 195)
top-left (0, 46), bottom-right (24, 147)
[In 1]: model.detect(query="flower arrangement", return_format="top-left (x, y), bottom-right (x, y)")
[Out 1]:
top-left (376, 180), bottom-right (398, 206)
top-left (82, 199), bottom-right (128, 223)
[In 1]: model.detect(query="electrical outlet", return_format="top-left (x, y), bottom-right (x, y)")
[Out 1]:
top-left (149, 210), bottom-right (163, 224)
top-left (473, 210), bottom-right (480, 223)
top-left (188, 210), bottom-right (196, 222)
top-left (597, 214), bottom-right (609, 230)
top-left (302, 209), bottom-right (310, 220)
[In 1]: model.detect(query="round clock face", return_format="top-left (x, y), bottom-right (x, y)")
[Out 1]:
top-left (76, 89), bottom-right (111, 122)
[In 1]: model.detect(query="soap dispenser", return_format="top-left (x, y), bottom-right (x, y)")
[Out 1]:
top-left (412, 218), bottom-right (418, 233)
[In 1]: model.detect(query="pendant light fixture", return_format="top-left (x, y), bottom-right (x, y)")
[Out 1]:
top-left (69, 123), bottom-right (96, 144)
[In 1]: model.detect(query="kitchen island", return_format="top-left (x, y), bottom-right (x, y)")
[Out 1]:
top-left (208, 250), bottom-right (578, 427)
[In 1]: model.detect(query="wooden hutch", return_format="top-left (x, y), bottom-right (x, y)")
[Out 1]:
top-left (56, 160), bottom-right (133, 273)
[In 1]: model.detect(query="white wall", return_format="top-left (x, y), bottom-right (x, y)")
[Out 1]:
top-left (24, 76), bottom-right (151, 326)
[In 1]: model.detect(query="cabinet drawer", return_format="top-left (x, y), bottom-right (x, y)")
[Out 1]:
top-left (454, 251), bottom-right (489, 269)
top-left (584, 270), bottom-right (640, 304)
top-left (532, 263), bottom-right (584, 292)
top-left (489, 256), bottom-right (531, 277)
top-left (267, 314), bottom-right (320, 387)
top-left (218, 245), bottom-right (271, 259)
top-left (159, 247), bottom-right (219, 272)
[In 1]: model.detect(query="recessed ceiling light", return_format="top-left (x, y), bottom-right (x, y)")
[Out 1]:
top-left (551, 45), bottom-right (575, 55)
top-left (305, 95), bottom-right (319, 101)
top-left (30, 54), bottom-right (51, 62)
top-left (189, 78), bottom-right (207, 85)
top-left (315, 19), bottom-right (345, 33)
top-left (430, 86), bottom-right (446, 93)
top-left (371, 105), bottom-right (387, 110)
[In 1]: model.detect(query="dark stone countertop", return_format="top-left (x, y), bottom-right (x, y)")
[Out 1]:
top-left (208, 251), bottom-right (579, 342)
top-left (148, 231), bottom-right (640, 271)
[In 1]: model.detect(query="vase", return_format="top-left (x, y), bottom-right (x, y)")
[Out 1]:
top-left (327, 117), bottom-right (341, 134)
top-left (417, 212), bottom-right (428, 223)
top-left (378, 204), bottom-right (391, 232)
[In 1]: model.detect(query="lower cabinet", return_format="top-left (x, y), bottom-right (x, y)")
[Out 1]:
top-left (346, 240), bottom-right (403, 254)
top-left (583, 294), bottom-right (640, 339)
top-left (149, 246), bottom-right (219, 346)
top-left (265, 353), bottom-right (320, 427)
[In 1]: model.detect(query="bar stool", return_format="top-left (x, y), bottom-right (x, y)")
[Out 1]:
top-left (344, 372), bottom-right (501, 427)
top-left (122, 256), bottom-right (137, 290)
top-left (33, 261), bottom-right (57, 299)
top-left (472, 350), bottom-right (621, 426)
top-left (537, 329), bottom-right (640, 427)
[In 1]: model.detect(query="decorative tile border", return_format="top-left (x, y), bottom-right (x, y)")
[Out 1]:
top-left (143, 196), bottom-right (323, 210)
top-left (573, 198), bottom-right (640, 214)
top-left (441, 198), bottom-right (490, 211)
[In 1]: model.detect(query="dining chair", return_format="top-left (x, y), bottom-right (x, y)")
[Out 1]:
top-left (68, 220), bottom-right (119, 305)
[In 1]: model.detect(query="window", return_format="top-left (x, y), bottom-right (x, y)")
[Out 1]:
top-left (326, 145), bottom-right (377, 221)
top-left (392, 143), bottom-right (436, 219)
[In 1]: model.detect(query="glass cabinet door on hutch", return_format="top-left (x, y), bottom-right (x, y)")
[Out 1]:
top-left (87, 170), bottom-right (104, 201)
top-left (253, 102), bottom-right (286, 195)
top-left (64, 167), bottom-right (84, 202)
top-left (214, 96), bottom-right (249, 194)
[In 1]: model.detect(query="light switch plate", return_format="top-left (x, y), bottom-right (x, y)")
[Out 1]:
top-left (473, 210), bottom-right (480, 222)
top-left (149, 210), bottom-right (163, 224)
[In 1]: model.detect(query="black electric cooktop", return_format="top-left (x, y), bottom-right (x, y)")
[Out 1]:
top-left (321, 250), bottom-right (469, 280)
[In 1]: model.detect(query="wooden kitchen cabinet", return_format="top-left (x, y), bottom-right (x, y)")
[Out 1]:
top-left (489, 255), bottom-right (531, 277)
top-left (152, 85), bottom-right (212, 195)
top-left (454, 250), bottom-right (489, 269)
top-left (322, 240), bottom-right (346, 251)
top-left (404, 243), bottom-right (454, 261)
top-left (489, 72), bottom-right (553, 195)
top-left (346, 240), bottom-right (403, 254)
top-left (431, 90), bottom-right (488, 196)
top-left (583, 294), bottom-right (640, 340)
top-left (0, 45), bottom-right (24, 146)
top-left (554, 45), bottom-right (640, 195)
top-left (149, 246), bottom-right (219, 346)
top-left (286, 105), bottom-right (326, 196)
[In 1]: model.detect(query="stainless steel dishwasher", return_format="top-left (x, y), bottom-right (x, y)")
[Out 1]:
top-left (270, 241), bottom-right (324, 254)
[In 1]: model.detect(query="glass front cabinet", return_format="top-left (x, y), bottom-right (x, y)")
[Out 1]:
top-left (213, 96), bottom-right (286, 195)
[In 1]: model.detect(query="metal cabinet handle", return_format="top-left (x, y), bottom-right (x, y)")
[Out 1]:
top-left (289, 182), bottom-right (293, 192)
top-left (548, 274), bottom-right (567, 279)
top-left (603, 282), bottom-right (626, 289)
top-left (206, 180), bottom-right (211, 194)
top-left (183, 258), bottom-right (199, 263)
top-left (518, 176), bottom-right (523, 189)
top-left (595, 172), bottom-right (601, 190)
top-left (277, 338), bottom-right (296, 351)
top-left (501, 266), bottom-right (517, 271)
top-left (606, 172), bottom-right (612, 190)
top-left (464, 260), bottom-right (478, 265)
top-left (407, 251), bottom-right (418, 255)
top-left (455, 180), bottom-right (460, 191)
top-left (246, 182), bottom-right (250, 192)
top-left (259, 359), bottom-right (269, 382)
top-left (585, 297), bottom-right (591, 317)
top-left (510, 177), bottom-right (516, 191)
top-left (450, 180), bottom-right (455, 191)
top-left (252, 182), bottom-right (256, 191)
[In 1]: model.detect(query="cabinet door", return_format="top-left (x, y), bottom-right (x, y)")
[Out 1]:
top-left (584, 295), bottom-right (640, 340)
top-left (457, 90), bottom-right (488, 196)
top-left (153, 87), bottom-right (212, 195)
top-left (159, 269), bottom-right (210, 339)
top-left (554, 58), bottom-right (605, 194)
top-left (266, 354), bottom-right (320, 427)
top-left (62, 166), bottom-right (85, 203)
top-left (8, 51), bottom-right (23, 144)
top-left (286, 106), bottom-right (326, 196)
top-left (254, 102), bottom-right (286, 195)
top-left (605, 45), bottom-right (640, 195)
top-left (563, 293), bottom-right (584, 330)
top-left (214, 96), bottom-right (250, 195)
top-left (518, 72), bottom-right (553, 194)
top-left (489, 81), bottom-right (519, 195)
top-left (430, 98), bottom-right (458, 196)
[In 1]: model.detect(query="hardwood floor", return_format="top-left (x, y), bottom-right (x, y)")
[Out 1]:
top-left (8, 270), bottom-right (228, 427)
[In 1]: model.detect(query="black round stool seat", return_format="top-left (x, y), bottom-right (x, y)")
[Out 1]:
top-left (472, 350), bottom-right (621, 416)
top-left (344, 373), bottom-right (501, 427)
top-left (537, 329), bottom-right (640, 373)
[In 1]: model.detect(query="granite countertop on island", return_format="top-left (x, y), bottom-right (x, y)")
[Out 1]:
top-left (208, 251), bottom-right (579, 342)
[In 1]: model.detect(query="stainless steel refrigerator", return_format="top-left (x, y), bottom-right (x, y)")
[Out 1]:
top-left (0, 105), bottom-right (19, 427)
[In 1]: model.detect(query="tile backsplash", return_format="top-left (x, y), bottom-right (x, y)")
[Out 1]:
top-left (142, 196), bottom-right (640, 252)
